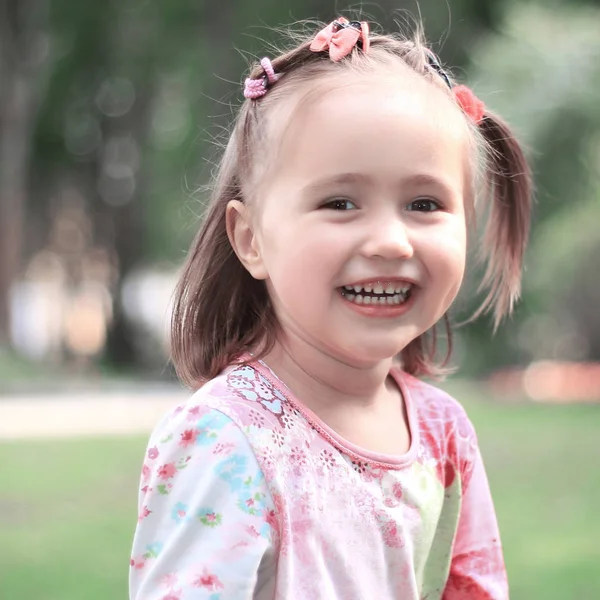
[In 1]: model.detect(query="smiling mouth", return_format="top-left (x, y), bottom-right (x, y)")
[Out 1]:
top-left (339, 281), bottom-right (413, 305)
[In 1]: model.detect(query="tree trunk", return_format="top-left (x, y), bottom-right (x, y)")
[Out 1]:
top-left (98, 4), bottom-right (156, 370)
top-left (0, 0), bottom-right (50, 345)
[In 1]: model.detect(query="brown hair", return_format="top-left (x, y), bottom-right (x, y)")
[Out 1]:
top-left (171, 21), bottom-right (532, 389)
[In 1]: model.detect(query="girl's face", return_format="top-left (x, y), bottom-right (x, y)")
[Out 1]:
top-left (236, 74), bottom-right (470, 367)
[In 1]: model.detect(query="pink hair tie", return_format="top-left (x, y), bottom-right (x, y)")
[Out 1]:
top-left (310, 18), bottom-right (370, 62)
top-left (243, 57), bottom-right (280, 99)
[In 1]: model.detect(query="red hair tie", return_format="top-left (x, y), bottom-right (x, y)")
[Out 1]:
top-left (452, 85), bottom-right (485, 124)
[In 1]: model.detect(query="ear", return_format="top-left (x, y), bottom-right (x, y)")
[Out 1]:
top-left (225, 200), bottom-right (268, 280)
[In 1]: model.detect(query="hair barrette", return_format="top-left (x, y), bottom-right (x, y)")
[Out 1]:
top-left (424, 49), bottom-right (452, 89)
top-left (310, 17), bottom-right (370, 62)
top-left (425, 49), bottom-right (485, 124)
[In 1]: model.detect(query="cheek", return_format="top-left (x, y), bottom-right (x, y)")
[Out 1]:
top-left (259, 208), bottom-right (343, 272)
top-left (257, 222), bottom-right (339, 299)
top-left (428, 222), bottom-right (467, 284)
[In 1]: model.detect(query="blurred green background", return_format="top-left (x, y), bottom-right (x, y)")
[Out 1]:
top-left (0, 0), bottom-right (599, 598)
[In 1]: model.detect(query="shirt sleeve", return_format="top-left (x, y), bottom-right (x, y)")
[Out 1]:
top-left (442, 445), bottom-right (508, 600)
top-left (129, 403), bottom-right (278, 600)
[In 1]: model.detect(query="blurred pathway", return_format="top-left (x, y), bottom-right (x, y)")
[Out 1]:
top-left (0, 389), bottom-right (188, 441)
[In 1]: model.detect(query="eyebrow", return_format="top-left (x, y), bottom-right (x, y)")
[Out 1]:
top-left (300, 173), bottom-right (369, 195)
top-left (300, 171), bottom-right (457, 197)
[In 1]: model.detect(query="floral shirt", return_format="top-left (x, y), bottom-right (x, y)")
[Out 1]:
top-left (129, 361), bottom-right (507, 599)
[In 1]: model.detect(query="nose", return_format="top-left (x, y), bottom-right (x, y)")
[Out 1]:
top-left (362, 217), bottom-right (414, 260)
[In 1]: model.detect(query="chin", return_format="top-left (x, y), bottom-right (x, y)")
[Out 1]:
top-left (335, 337), bottom-right (412, 368)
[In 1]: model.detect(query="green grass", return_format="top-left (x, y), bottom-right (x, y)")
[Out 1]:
top-left (0, 349), bottom-right (56, 387)
top-left (445, 380), bottom-right (600, 599)
top-left (0, 436), bottom-right (146, 600)
top-left (1, 383), bottom-right (599, 599)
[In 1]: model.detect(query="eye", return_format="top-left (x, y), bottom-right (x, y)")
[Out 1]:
top-left (406, 198), bottom-right (441, 212)
top-left (322, 198), bottom-right (357, 211)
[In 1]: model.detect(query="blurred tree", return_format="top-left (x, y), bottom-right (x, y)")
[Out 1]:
top-left (2, 0), bottom-right (598, 376)
top-left (0, 0), bottom-right (51, 345)
top-left (456, 2), bottom-right (600, 373)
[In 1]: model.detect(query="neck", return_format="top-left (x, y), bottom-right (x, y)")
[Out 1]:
top-left (261, 333), bottom-right (396, 412)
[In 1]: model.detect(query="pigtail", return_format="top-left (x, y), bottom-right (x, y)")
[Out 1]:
top-left (474, 111), bottom-right (532, 328)
top-left (171, 115), bottom-right (278, 389)
top-left (170, 191), bottom-right (274, 389)
top-left (401, 313), bottom-right (456, 379)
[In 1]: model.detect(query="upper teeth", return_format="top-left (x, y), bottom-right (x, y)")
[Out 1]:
top-left (344, 282), bottom-right (411, 295)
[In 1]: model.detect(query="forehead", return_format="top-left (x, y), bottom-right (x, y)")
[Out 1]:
top-left (267, 71), bottom-right (471, 193)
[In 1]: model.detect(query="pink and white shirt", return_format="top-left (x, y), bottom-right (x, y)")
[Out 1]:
top-left (130, 360), bottom-right (507, 599)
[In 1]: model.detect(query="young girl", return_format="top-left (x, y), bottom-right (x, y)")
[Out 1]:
top-left (130, 17), bottom-right (531, 600)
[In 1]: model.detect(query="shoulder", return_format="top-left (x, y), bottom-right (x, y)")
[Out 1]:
top-left (140, 392), bottom-right (257, 500)
top-left (399, 372), bottom-right (480, 489)
top-left (402, 372), bottom-right (476, 439)
top-left (137, 369), bottom-right (280, 516)
top-left (196, 362), bottom-right (291, 429)
top-left (146, 363), bottom-right (288, 457)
